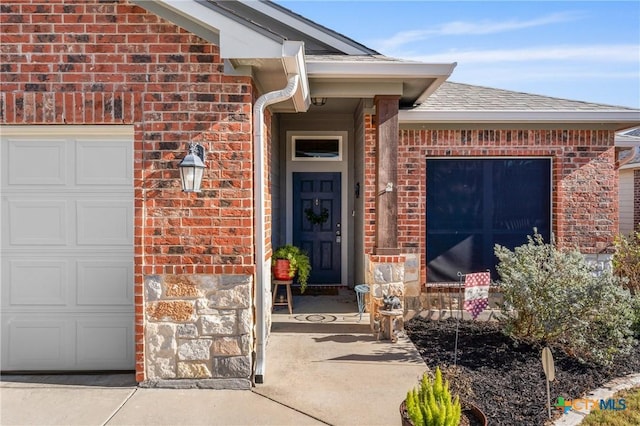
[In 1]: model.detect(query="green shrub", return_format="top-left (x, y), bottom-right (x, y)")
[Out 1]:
top-left (405, 367), bottom-right (461, 426)
top-left (613, 230), bottom-right (640, 295)
top-left (495, 232), bottom-right (636, 366)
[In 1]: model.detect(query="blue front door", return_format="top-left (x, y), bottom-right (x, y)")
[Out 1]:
top-left (293, 172), bottom-right (341, 284)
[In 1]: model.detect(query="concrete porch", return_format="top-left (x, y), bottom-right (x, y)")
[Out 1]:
top-left (256, 287), bottom-right (428, 425)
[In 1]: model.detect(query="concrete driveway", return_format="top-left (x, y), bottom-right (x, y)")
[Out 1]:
top-left (1, 290), bottom-right (428, 426)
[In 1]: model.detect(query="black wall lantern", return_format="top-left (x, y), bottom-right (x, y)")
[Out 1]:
top-left (179, 143), bottom-right (205, 193)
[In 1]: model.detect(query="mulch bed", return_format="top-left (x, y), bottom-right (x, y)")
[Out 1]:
top-left (405, 317), bottom-right (640, 426)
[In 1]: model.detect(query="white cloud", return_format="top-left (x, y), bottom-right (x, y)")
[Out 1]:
top-left (376, 12), bottom-right (584, 51)
top-left (403, 45), bottom-right (640, 64)
top-left (452, 66), bottom-right (639, 84)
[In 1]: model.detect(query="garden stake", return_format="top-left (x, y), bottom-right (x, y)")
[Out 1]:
top-left (542, 347), bottom-right (555, 419)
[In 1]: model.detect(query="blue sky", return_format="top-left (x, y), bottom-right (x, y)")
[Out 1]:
top-left (276, 1), bottom-right (640, 108)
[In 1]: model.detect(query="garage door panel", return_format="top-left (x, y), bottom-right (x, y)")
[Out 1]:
top-left (77, 319), bottom-right (134, 369)
top-left (1, 126), bottom-right (134, 372)
top-left (5, 318), bottom-right (74, 370)
top-left (3, 315), bottom-right (134, 371)
top-left (8, 259), bottom-right (68, 306)
top-left (8, 200), bottom-right (68, 245)
top-left (7, 139), bottom-right (67, 185)
top-left (76, 140), bottom-right (132, 186)
top-left (77, 201), bottom-right (133, 245)
top-left (77, 259), bottom-right (133, 306)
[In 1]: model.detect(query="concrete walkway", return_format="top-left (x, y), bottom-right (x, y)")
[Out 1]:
top-left (551, 373), bottom-right (640, 426)
top-left (256, 290), bottom-right (427, 426)
top-left (1, 290), bottom-right (427, 426)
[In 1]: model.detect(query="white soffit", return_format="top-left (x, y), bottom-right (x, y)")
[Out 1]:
top-left (133, 0), bottom-right (284, 59)
top-left (307, 60), bottom-right (456, 104)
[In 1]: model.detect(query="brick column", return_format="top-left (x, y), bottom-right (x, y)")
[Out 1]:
top-left (374, 95), bottom-right (401, 255)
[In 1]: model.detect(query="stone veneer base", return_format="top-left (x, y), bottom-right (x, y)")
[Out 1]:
top-left (144, 274), bottom-right (254, 386)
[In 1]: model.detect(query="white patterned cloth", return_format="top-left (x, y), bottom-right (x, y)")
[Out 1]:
top-left (463, 272), bottom-right (491, 320)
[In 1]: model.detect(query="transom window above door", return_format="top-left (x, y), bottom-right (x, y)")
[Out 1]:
top-left (292, 136), bottom-right (342, 161)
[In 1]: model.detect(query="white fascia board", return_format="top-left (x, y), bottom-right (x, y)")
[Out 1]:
top-left (137, 0), bottom-right (284, 59)
top-left (620, 161), bottom-right (640, 170)
top-left (616, 141), bottom-right (640, 148)
top-left (237, 0), bottom-right (371, 55)
top-left (307, 61), bottom-right (456, 80)
top-left (399, 110), bottom-right (640, 124)
top-left (616, 135), bottom-right (640, 147)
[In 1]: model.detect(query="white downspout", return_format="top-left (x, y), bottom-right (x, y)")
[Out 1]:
top-left (253, 74), bottom-right (300, 384)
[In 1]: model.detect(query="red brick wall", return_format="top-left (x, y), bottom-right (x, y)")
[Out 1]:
top-left (1, 1), bottom-right (256, 382)
top-left (364, 125), bottom-right (618, 284)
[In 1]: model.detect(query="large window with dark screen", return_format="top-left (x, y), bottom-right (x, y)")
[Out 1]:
top-left (426, 158), bottom-right (551, 282)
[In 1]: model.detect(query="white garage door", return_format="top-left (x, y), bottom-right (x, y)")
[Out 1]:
top-left (1, 126), bottom-right (134, 371)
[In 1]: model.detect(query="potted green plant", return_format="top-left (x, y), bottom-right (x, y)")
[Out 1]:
top-left (401, 367), bottom-right (461, 426)
top-left (272, 244), bottom-right (311, 293)
top-left (400, 366), bottom-right (487, 426)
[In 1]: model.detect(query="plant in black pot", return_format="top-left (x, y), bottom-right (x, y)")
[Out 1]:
top-left (402, 367), bottom-right (461, 426)
top-left (400, 366), bottom-right (487, 426)
top-left (272, 244), bottom-right (311, 293)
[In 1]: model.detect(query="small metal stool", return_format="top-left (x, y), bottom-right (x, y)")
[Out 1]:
top-left (354, 284), bottom-right (370, 321)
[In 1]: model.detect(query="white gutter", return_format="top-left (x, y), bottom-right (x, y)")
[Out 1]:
top-left (616, 135), bottom-right (640, 148)
top-left (306, 60), bottom-right (456, 79)
top-left (253, 74), bottom-right (300, 384)
top-left (399, 110), bottom-right (640, 124)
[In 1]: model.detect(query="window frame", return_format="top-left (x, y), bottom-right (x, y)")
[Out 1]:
top-left (291, 135), bottom-right (343, 162)
top-left (425, 156), bottom-right (553, 282)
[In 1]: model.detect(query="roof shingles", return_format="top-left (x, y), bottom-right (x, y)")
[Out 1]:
top-left (414, 82), bottom-right (639, 112)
